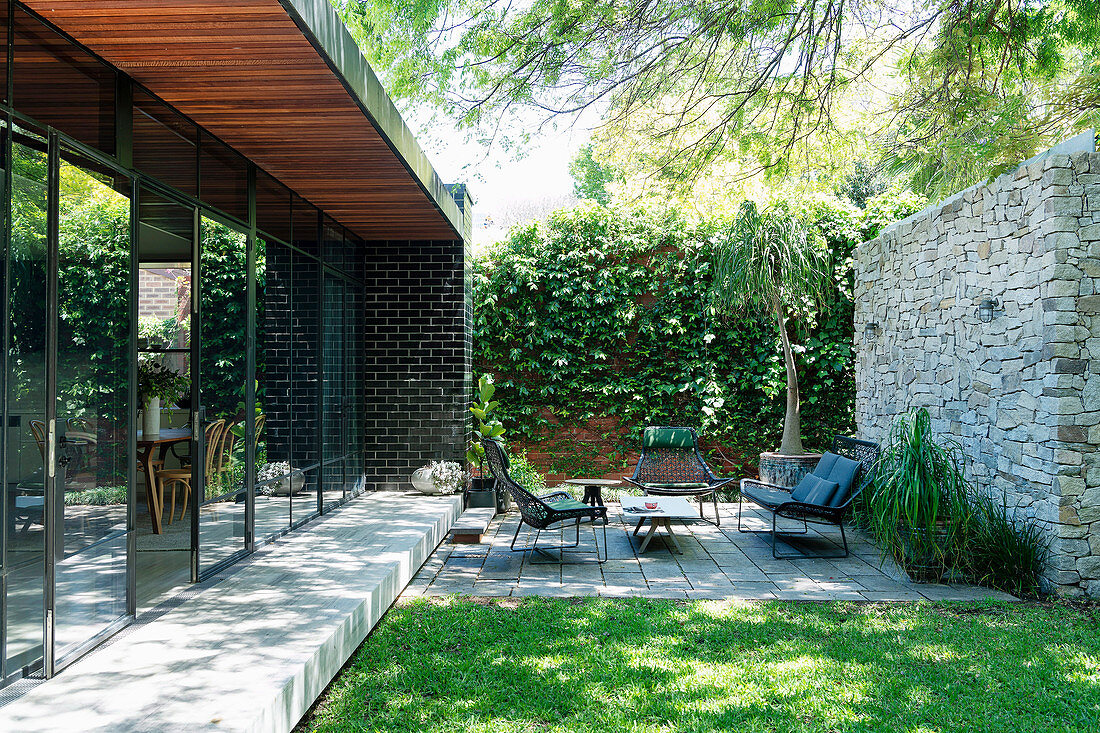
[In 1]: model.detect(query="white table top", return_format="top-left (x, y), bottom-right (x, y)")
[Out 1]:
top-left (620, 496), bottom-right (697, 519)
top-left (562, 478), bottom-right (623, 486)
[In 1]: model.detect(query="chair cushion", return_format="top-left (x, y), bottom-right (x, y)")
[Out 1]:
top-left (643, 427), bottom-right (695, 450)
top-left (811, 452), bottom-right (861, 506)
top-left (790, 474), bottom-right (840, 506)
top-left (740, 485), bottom-right (792, 510)
top-left (544, 498), bottom-right (590, 511)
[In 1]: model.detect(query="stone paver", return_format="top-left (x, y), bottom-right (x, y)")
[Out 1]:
top-left (408, 502), bottom-right (1018, 603)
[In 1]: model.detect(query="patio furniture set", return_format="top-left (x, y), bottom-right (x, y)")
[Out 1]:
top-left (481, 426), bottom-right (880, 563)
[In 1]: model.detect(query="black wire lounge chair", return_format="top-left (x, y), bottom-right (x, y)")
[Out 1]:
top-left (623, 426), bottom-right (733, 526)
top-left (482, 438), bottom-right (607, 564)
top-left (737, 435), bottom-right (880, 558)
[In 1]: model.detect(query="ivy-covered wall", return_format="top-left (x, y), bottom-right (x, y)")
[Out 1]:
top-left (474, 197), bottom-right (923, 480)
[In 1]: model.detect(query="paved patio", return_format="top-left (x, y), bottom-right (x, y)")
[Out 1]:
top-left (406, 501), bottom-right (1017, 602)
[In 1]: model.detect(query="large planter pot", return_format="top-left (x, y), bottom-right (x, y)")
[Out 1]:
top-left (758, 452), bottom-right (822, 489)
top-left (465, 477), bottom-right (497, 510)
top-left (141, 397), bottom-right (160, 438)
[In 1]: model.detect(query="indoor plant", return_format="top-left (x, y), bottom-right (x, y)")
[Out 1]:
top-left (708, 201), bottom-right (829, 485)
top-left (137, 358), bottom-right (188, 437)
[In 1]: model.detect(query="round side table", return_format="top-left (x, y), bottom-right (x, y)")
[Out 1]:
top-left (563, 478), bottom-right (622, 523)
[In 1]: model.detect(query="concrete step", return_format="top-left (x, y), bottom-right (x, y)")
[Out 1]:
top-left (449, 507), bottom-right (496, 543)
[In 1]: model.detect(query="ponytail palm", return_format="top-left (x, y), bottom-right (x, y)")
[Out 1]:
top-left (709, 202), bottom-right (828, 455)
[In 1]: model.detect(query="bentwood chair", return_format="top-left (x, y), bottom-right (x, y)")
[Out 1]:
top-left (482, 438), bottom-right (607, 563)
top-left (155, 419), bottom-right (225, 524)
top-left (738, 435), bottom-right (879, 558)
top-left (624, 426), bottom-right (733, 526)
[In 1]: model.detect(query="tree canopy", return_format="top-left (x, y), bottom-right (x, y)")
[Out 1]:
top-left (334, 0), bottom-right (1100, 200)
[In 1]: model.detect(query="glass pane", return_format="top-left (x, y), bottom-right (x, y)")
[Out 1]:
top-left (322, 218), bottom-right (343, 269)
top-left (4, 125), bottom-right (47, 677)
top-left (13, 8), bottom-right (115, 155)
top-left (256, 171), bottom-right (292, 244)
top-left (346, 283), bottom-right (363, 496)
top-left (0, 2), bottom-right (9, 105)
top-left (290, 249), bottom-right (319, 520)
top-left (134, 90), bottom-right (198, 197)
top-left (322, 276), bottom-right (346, 510)
top-left (199, 136), bottom-right (248, 223)
top-left (135, 189), bottom-right (193, 602)
top-left (53, 146), bottom-right (132, 652)
top-left (291, 195), bottom-right (318, 255)
top-left (198, 216), bottom-right (248, 571)
top-left (53, 533), bottom-right (126, 654)
top-left (254, 238), bottom-right (290, 539)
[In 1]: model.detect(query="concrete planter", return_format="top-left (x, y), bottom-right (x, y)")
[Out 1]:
top-left (758, 452), bottom-right (822, 489)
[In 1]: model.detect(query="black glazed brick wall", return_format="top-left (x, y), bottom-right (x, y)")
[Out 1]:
top-left (361, 239), bottom-right (470, 490)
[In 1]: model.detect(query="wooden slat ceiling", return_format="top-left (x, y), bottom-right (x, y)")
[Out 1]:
top-left (23, 0), bottom-right (461, 241)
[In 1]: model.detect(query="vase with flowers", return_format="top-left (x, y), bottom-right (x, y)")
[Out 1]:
top-left (137, 358), bottom-right (188, 438)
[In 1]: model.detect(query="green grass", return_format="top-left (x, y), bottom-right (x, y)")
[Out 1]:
top-left (301, 598), bottom-right (1100, 732)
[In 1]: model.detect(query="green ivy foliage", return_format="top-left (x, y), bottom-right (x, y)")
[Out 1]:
top-left (473, 196), bottom-right (923, 464)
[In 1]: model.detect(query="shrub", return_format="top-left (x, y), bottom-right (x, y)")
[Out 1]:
top-left (860, 407), bottom-right (1049, 595)
top-left (962, 494), bottom-right (1047, 597)
top-left (861, 407), bottom-right (973, 580)
top-left (506, 450), bottom-right (546, 496)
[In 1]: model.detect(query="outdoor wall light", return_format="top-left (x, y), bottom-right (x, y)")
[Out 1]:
top-left (978, 297), bottom-right (999, 323)
top-left (864, 322), bottom-right (880, 340)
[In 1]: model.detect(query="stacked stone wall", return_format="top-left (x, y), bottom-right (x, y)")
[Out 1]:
top-left (856, 148), bottom-right (1100, 595)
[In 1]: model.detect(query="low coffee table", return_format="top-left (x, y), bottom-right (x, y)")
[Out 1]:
top-left (620, 496), bottom-right (698, 554)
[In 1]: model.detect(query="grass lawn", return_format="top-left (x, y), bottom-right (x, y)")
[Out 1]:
top-left (301, 598), bottom-right (1100, 733)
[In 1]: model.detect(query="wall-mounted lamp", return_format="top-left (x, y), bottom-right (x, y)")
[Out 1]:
top-left (978, 297), bottom-right (999, 323)
top-left (864, 322), bottom-right (880, 340)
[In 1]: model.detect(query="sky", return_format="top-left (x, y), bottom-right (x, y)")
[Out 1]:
top-left (411, 113), bottom-right (594, 247)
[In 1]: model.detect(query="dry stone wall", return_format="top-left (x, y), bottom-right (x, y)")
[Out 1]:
top-left (855, 141), bottom-right (1100, 596)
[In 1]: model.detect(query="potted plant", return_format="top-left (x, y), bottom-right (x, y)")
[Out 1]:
top-left (708, 201), bottom-right (829, 487)
top-left (410, 461), bottom-right (467, 496)
top-left (137, 358), bottom-right (188, 438)
top-left (862, 407), bottom-right (974, 581)
top-left (465, 374), bottom-right (506, 510)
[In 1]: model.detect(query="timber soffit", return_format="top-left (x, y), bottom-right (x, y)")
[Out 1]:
top-left (20, 0), bottom-right (466, 241)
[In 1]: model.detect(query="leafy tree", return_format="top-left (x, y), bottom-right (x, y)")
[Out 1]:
top-left (708, 202), bottom-right (828, 456)
top-left (569, 144), bottom-right (620, 204)
top-left (335, 0), bottom-right (1100, 198)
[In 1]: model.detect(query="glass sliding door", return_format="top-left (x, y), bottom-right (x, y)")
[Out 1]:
top-left (197, 214), bottom-right (248, 573)
top-left (3, 123), bottom-right (48, 681)
top-left (321, 274), bottom-right (346, 512)
top-left (253, 236), bottom-right (291, 539)
top-left (50, 142), bottom-right (132, 659)
top-left (135, 186), bottom-right (194, 606)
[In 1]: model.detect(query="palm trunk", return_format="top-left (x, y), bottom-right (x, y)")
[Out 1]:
top-left (774, 302), bottom-right (804, 455)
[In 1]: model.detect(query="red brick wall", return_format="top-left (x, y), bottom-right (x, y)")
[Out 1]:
top-left (511, 412), bottom-right (758, 485)
top-left (139, 269), bottom-right (185, 319)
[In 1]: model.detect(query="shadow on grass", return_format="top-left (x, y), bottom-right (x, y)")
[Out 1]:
top-left (303, 597), bottom-right (1100, 733)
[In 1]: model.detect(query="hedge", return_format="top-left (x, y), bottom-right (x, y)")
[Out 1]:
top-left (472, 194), bottom-right (924, 475)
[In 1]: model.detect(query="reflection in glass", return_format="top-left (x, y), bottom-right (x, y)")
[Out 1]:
top-left (199, 136), bottom-right (248, 223)
top-left (254, 238), bottom-right (290, 539)
top-left (4, 125), bottom-right (47, 677)
top-left (291, 250), bottom-right (320, 520)
top-left (134, 90), bottom-right (198, 197)
top-left (13, 7), bottom-right (116, 155)
top-left (198, 216), bottom-right (248, 571)
top-left (53, 146), bottom-right (132, 652)
top-left (322, 276), bottom-right (346, 511)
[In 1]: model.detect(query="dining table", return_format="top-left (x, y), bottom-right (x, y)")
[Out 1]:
top-left (136, 427), bottom-right (191, 534)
